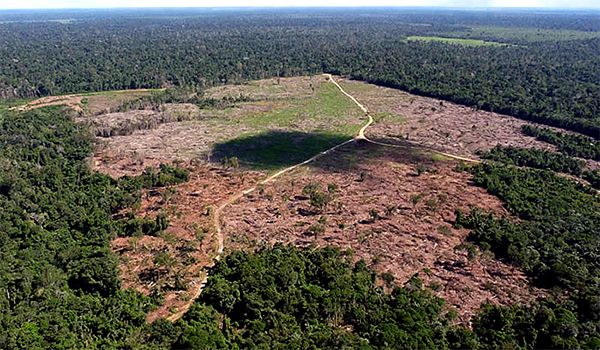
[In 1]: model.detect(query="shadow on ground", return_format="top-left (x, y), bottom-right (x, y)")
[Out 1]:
top-left (211, 130), bottom-right (353, 170)
top-left (211, 130), bottom-right (451, 173)
top-left (309, 138), bottom-right (452, 173)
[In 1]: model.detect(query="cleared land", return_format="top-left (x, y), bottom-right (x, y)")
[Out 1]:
top-left (337, 78), bottom-right (600, 171)
top-left (95, 75), bottom-right (559, 323)
top-left (93, 76), bottom-right (365, 175)
top-left (106, 76), bottom-right (364, 320)
top-left (220, 141), bottom-right (545, 322)
top-left (112, 163), bottom-right (263, 322)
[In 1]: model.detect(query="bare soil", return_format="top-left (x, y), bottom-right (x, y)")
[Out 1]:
top-left (221, 141), bottom-right (546, 323)
top-left (337, 78), bottom-right (600, 170)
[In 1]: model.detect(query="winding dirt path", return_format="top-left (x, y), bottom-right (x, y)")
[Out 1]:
top-left (325, 74), bottom-right (480, 163)
top-left (167, 74), bottom-right (479, 322)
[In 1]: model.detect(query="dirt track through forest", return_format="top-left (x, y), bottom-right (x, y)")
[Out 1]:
top-left (166, 74), bottom-right (481, 322)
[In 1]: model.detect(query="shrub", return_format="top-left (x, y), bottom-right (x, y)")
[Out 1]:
top-left (454, 243), bottom-right (479, 261)
top-left (381, 272), bottom-right (395, 287)
top-left (425, 199), bottom-right (438, 211)
top-left (327, 183), bottom-right (339, 193)
top-left (359, 171), bottom-right (368, 182)
top-left (438, 225), bottom-right (452, 236)
top-left (385, 205), bottom-right (398, 216)
top-left (429, 281), bottom-right (444, 292)
top-left (307, 224), bottom-right (325, 237)
top-left (369, 208), bottom-right (380, 221)
top-left (220, 156), bottom-right (239, 168)
top-left (302, 182), bottom-right (321, 196)
top-left (411, 193), bottom-right (424, 205)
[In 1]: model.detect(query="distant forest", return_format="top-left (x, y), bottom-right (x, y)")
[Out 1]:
top-left (1, 8), bottom-right (599, 137)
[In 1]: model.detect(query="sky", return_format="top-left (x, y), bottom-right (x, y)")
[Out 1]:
top-left (1, 0), bottom-right (599, 9)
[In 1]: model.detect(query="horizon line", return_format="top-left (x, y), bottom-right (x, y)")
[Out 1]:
top-left (2, 6), bottom-right (600, 10)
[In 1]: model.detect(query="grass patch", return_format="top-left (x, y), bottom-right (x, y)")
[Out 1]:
top-left (373, 112), bottom-right (406, 124)
top-left (430, 153), bottom-right (450, 162)
top-left (212, 80), bottom-right (364, 170)
top-left (239, 82), bottom-right (363, 134)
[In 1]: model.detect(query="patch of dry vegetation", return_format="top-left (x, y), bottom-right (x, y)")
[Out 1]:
top-left (221, 142), bottom-right (546, 321)
top-left (111, 162), bottom-right (264, 322)
top-left (337, 78), bottom-right (600, 171)
top-left (92, 76), bottom-right (364, 171)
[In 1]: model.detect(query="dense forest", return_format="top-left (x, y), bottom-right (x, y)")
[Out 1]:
top-left (481, 145), bottom-right (585, 176)
top-left (454, 162), bottom-right (600, 348)
top-left (521, 125), bottom-right (600, 161)
top-left (1, 9), bottom-right (599, 137)
top-left (583, 169), bottom-right (600, 189)
top-left (1, 8), bottom-right (600, 350)
top-left (481, 145), bottom-right (600, 189)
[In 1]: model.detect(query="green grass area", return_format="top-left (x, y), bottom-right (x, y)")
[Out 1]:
top-left (430, 153), bottom-right (450, 162)
top-left (238, 82), bottom-right (363, 135)
top-left (212, 81), bottom-right (365, 170)
top-left (406, 36), bottom-right (508, 46)
top-left (212, 131), bottom-right (351, 170)
top-left (372, 112), bottom-right (406, 124)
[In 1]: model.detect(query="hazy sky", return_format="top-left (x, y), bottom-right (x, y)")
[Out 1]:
top-left (1, 0), bottom-right (600, 9)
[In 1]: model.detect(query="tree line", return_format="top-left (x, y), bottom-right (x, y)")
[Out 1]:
top-left (521, 125), bottom-right (600, 161)
top-left (481, 145), bottom-right (585, 176)
top-left (454, 162), bottom-right (600, 349)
